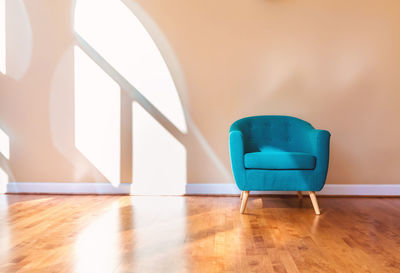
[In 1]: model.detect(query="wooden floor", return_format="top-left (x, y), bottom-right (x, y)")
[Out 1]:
top-left (1, 195), bottom-right (400, 273)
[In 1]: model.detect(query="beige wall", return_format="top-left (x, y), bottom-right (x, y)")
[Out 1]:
top-left (1, 0), bottom-right (400, 185)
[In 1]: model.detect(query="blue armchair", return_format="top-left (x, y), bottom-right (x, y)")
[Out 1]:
top-left (229, 116), bottom-right (330, 214)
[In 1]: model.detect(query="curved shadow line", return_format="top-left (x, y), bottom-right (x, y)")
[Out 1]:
top-left (187, 119), bottom-right (233, 180)
top-left (121, 0), bottom-right (190, 121)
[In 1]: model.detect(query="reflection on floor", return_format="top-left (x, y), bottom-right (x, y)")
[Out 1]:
top-left (0, 194), bottom-right (399, 272)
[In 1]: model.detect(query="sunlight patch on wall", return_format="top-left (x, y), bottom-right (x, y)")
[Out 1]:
top-left (74, 46), bottom-right (121, 186)
top-left (74, 0), bottom-right (187, 133)
top-left (132, 102), bottom-right (186, 195)
top-left (4, 0), bottom-right (32, 79)
top-left (0, 127), bottom-right (9, 160)
top-left (0, 0), bottom-right (5, 74)
top-left (0, 168), bottom-right (8, 194)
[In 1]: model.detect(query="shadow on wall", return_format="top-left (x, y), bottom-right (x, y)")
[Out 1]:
top-left (0, 0), bottom-right (28, 193)
top-left (0, 0), bottom-right (231, 194)
top-left (49, 0), bottom-right (232, 194)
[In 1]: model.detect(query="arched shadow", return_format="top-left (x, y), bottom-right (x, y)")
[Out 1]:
top-left (46, 0), bottom-right (233, 193)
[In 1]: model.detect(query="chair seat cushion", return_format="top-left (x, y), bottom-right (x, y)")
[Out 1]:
top-left (244, 151), bottom-right (316, 170)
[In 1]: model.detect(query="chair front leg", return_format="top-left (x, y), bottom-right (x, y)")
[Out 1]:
top-left (240, 191), bottom-right (249, 214)
top-left (308, 191), bottom-right (320, 215)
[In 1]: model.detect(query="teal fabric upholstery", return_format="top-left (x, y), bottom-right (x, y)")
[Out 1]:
top-left (244, 151), bottom-right (316, 170)
top-left (229, 116), bottom-right (330, 191)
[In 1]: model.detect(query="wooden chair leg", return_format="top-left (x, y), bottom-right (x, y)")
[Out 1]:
top-left (240, 191), bottom-right (244, 200)
top-left (240, 191), bottom-right (249, 214)
top-left (308, 191), bottom-right (320, 215)
top-left (297, 191), bottom-right (303, 199)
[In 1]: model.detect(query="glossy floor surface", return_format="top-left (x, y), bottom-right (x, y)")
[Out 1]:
top-left (0, 195), bottom-right (400, 273)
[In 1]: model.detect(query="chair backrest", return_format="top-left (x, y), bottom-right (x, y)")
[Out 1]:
top-left (231, 116), bottom-right (314, 153)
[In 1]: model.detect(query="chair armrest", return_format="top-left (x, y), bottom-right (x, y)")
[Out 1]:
top-left (229, 130), bottom-right (246, 189)
top-left (308, 129), bottom-right (331, 171)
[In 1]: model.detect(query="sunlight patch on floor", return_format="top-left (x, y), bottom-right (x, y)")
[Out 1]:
top-left (74, 201), bottom-right (121, 273)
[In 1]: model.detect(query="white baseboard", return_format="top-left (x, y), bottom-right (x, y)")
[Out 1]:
top-left (185, 183), bottom-right (400, 196)
top-left (4, 182), bottom-right (400, 196)
top-left (6, 182), bottom-right (131, 194)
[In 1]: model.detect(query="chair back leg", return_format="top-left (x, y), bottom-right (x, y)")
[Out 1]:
top-left (297, 191), bottom-right (303, 199)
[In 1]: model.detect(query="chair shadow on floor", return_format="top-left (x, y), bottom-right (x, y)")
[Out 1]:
top-left (239, 196), bottom-right (322, 216)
